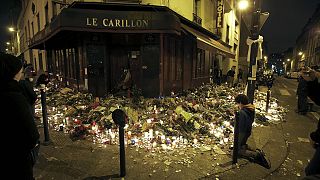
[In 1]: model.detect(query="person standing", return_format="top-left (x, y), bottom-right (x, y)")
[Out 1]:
top-left (19, 69), bottom-right (37, 118)
top-left (296, 61), bottom-right (309, 115)
top-left (238, 68), bottom-right (243, 84)
top-left (234, 94), bottom-right (271, 169)
top-left (36, 70), bottom-right (50, 87)
top-left (227, 66), bottom-right (236, 87)
top-left (0, 53), bottom-right (40, 179)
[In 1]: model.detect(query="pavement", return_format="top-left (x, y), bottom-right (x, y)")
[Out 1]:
top-left (34, 121), bottom-right (289, 180)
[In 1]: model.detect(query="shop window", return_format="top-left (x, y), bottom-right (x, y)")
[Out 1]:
top-left (175, 40), bottom-right (182, 81)
top-left (195, 48), bottom-right (205, 78)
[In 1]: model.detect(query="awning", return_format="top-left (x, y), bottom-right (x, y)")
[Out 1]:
top-left (182, 24), bottom-right (235, 59)
top-left (30, 6), bottom-right (181, 49)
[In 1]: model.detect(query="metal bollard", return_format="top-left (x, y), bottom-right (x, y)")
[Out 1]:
top-left (40, 84), bottom-right (51, 145)
top-left (112, 109), bottom-right (127, 177)
top-left (266, 88), bottom-right (271, 112)
top-left (232, 112), bottom-right (240, 164)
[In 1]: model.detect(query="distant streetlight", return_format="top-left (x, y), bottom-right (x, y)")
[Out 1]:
top-left (8, 27), bottom-right (15, 32)
top-left (6, 42), bottom-right (10, 45)
top-left (287, 59), bottom-right (290, 62)
top-left (298, 51), bottom-right (303, 56)
top-left (238, 0), bottom-right (249, 10)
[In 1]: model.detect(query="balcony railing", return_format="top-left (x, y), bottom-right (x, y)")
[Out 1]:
top-left (193, 13), bottom-right (202, 26)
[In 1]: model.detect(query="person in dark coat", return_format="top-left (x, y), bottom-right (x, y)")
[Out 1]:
top-left (300, 66), bottom-right (320, 177)
top-left (235, 94), bottom-right (271, 169)
top-left (296, 61), bottom-right (309, 115)
top-left (227, 66), bottom-right (236, 87)
top-left (0, 53), bottom-right (40, 179)
top-left (36, 70), bottom-right (49, 87)
top-left (19, 71), bottom-right (37, 118)
top-left (297, 75), bottom-right (308, 114)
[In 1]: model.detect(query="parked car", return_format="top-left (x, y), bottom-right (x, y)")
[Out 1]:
top-left (286, 71), bottom-right (299, 79)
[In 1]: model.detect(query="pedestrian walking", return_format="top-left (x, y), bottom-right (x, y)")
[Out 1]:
top-left (234, 94), bottom-right (271, 169)
top-left (0, 53), bottom-right (40, 180)
top-left (227, 66), bottom-right (236, 87)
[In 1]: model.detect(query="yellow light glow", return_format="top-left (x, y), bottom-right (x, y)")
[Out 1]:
top-left (6, 42), bottom-right (10, 45)
top-left (298, 52), bottom-right (303, 56)
top-left (8, 27), bottom-right (15, 32)
top-left (238, 0), bottom-right (249, 10)
top-left (287, 59), bottom-right (290, 62)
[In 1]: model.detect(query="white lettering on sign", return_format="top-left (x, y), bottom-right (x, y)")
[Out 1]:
top-left (216, 0), bottom-right (224, 28)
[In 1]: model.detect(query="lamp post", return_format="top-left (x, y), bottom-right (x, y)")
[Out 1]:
top-left (238, 0), bottom-right (269, 103)
top-left (246, 0), bottom-right (261, 104)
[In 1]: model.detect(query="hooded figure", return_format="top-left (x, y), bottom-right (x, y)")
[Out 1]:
top-left (0, 53), bottom-right (40, 179)
top-left (234, 94), bottom-right (271, 169)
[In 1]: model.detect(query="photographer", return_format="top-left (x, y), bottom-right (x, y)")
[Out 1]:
top-left (300, 65), bottom-right (320, 177)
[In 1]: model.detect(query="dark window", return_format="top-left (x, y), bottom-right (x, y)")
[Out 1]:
top-left (36, 13), bottom-right (40, 32)
top-left (194, 0), bottom-right (201, 16)
top-left (194, 48), bottom-right (205, 78)
top-left (39, 52), bottom-right (43, 70)
top-left (27, 20), bottom-right (30, 39)
top-left (52, 2), bottom-right (57, 18)
top-left (226, 25), bottom-right (230, 44)
top-left (45, 3), bottom-right (49, 25)
top-left (31, 22), bottom-right (34, 36)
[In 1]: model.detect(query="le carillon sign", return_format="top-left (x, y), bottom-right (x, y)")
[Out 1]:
top-left (54, 8), bottom-right (180, 31)
top-left (86, 17), bottom-right (149, 28)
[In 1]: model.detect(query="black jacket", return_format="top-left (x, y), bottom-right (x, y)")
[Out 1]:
top-left (307, 78), bottom-right (320, 106)
top-left (19, 79), bottom-right (37, 106)
top-left (237, 105), bottom-right (255, 147)
top-left (0, 80), bottom-right (40, 175)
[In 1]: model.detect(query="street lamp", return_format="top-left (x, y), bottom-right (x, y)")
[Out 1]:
top-left (287, 59), bottom-right (290, 62)
top-left (238, 0), bottom-right (249, 10)
top-left (8, 27), bottom-right (15, 32)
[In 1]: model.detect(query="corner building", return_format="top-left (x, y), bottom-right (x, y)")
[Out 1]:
top-left (16, 0), bottom-right (240, 97)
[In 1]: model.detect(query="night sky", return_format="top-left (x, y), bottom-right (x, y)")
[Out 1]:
top-left (0, 0), bottom-right (319, 54)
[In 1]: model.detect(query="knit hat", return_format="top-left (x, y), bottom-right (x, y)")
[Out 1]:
top-left (0, 52), bottom-right (23, 81)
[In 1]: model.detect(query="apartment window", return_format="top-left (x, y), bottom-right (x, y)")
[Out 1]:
top-left (45, 3), bottom-right (49, 25)
top-left (27, 20), bottom-right (31, 39)
top-left (52, 2), bottom-right (57, 18)
top-left (25, 26), bottom-right (28, 42)
top-left (234, 43), bottom-right (238, 53)
top-left (31, 22), bottom-right (34, 36)
top-left (193, 0), bottom-right (202, 25)
top-left (37, 13), bottom-right (40, 32)
top-left (226, 25), bottom-right (230, 44)
top-left (194, 0), bottom-right (201, 16)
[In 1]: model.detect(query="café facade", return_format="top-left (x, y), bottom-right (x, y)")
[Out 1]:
top-left (30, 2), bottom-right (235, 97)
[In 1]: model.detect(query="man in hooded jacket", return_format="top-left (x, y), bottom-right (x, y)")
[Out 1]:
top-left (0, 53), bottom-right (40, 179)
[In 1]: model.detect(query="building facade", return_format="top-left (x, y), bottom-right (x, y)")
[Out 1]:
top-left (14, 0), bottom-right (241, 97)
top-left (292, 4), bottom-right (320, 71)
